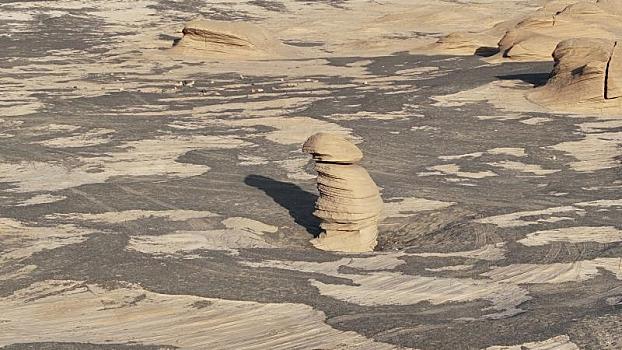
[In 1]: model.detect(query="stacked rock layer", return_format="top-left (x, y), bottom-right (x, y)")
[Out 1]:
top-left (303, 133), bottom-right (383, 253)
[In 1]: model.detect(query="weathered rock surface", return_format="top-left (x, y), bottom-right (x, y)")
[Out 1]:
top-left (303, 133), bottom-right (383, 252)
top-left (171, 19), bottom-right (296, 59)
top-left (529, 38), bottom-right (622, 107)
top-left (607, 42), bottom-right (622, 99)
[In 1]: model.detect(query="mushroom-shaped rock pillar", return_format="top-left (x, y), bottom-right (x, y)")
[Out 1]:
top-left (303, 133), bottom-right (383, 252)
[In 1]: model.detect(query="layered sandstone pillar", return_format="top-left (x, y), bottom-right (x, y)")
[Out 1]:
top-left (303, 133), bottom-right (383, 252)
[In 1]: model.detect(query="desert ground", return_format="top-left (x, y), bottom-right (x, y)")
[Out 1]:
top-left (1, 0), bottom-right (621, 349)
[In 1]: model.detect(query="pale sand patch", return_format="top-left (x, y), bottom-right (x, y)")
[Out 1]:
top-left (192, 97), bottom-right (312, 118)
top-left (411, 125), bottom-right (438, 131)
top-left (7, 1), bottom-right (93, 12)
top-left (487, 147), bottom-right (527, 157)
top-left (518, 226), bottom-right (622, 246)
top-left (0, 265), bottom-right (37, 281)
top-left (167, 119), bottom-right (212, 130)
top-left (245, 249), bottom-right (621, 317)
top-left (549, 132), bottom-right (622, 172)
top-left (410, 243), bottom-right (506, 261)
top-left (310, 272), bottom-right (529, 316)
top-left (475, 206), bottom-right (585, 228)
top-left (432, 80), bottom-right (546, 113)
top-left (0, 89), bottom-right (44, 117)
top-left (428, 163), bottom-right (497, 179)
top-left (36, 128), bottom-right (116, 148)
top-left (438, 152), bottom-right (484, 160)
top-left (488, 160), bottom-right (559, 175)
top-left (15, 194), bottom-right (66, 207)
top-left (0, 280), bottom-right (399, 350)
top-left (583, 185), bottom-right (622, 191)
top-left (237, 154), bottom-right (269, 166)
top-left (579, 119), bottom-right (622, 133)
top-left (0, 119), bottom-right (23, 138)
top-left (383, 197), bottom-right (456, 218)
top-left (0, 70), bottom-right (123, 112)
top-left (0, 135), bottom-right (249, 192)
top-left (47, 210), bottom-right (219, 224)
top-left (519, 117), bottom-right (552, 125)
top-left (482, 258), bottom-right (622, 284)
top-left (128, 216), bottom-right (278, 254)
top-left (0, 101), bottom-right (44, 118)
top-left (127, 229), bottom-right (274, 254)
top-left (439, 148), bottom-right (526, 162)
top-left (248, 250), bottom-right (526, 317)
top-left (90, 0), bottom-right (158, 26)
top-left (30, 124), bottom-right (82, 134)
top-left (222, 217), bottom-right (278, 235)
top-left (0, 218), bottom-right (94, 266)
top-left (0, 162), bottom-right (102, 193)
top-left (395, 66), bottom-right (440, 76)
top-left (425, 264), bottom-right (473, 272)
top-left (246, 253), bottom-right (408, 277)
top-left (475, 115), bottom-right (525, 121)
top-left (0, 10), bottom-right (33, 22)
top-left (485, 335), bottom-right (579, 350)
top-left (576, 199), bottom-right (622, 207)
top-left (330, 110), bottom-right (410, 121)
top-left (539, 217), bottom-right (575, 224)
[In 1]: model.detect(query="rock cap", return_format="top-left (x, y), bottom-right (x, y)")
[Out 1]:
top-left (302, 133), bottom-right (363, 164)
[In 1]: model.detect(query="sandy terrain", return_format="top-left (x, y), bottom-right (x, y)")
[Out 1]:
top-left (0, 0), bottom-right (621, 349)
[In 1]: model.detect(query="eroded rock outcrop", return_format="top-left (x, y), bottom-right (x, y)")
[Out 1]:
top-left (494, 1), bottom-right (620, 61)
top-left (529, 38), bottom-right (622, 107)
top-left (171, 19), bottom-right (296, 59)
top-left (607, 41), bottom-right (622, 99)
top-left (433, 0), bottom-right (622, 61)
top-left (303, 133), bottom-right (383, 252)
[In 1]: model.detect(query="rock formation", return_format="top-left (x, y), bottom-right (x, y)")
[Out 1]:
top-left (608, 41), bottom-right (622, 99)
top-left (494, 1), bottom-right (620, 61)
top-left (529, 38), bottom-right (622, 107)
top-left (171, 19), bottom-right (296, 59)
top-left (433, 0), bottom-right (622, 61)
top-left (302, 133), bottom-right (383, 252)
